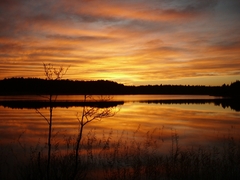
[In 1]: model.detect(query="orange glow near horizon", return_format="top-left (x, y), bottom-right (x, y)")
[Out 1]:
top-left (0, 0), bottom-right (239, 85)
top-left (1, 101), bottom-right (240, 153)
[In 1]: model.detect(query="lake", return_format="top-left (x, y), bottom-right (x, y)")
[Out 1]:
top-left (0, 95), bottom-right (240, 179)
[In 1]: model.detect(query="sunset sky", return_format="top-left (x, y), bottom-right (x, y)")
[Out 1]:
top-left (0, 0), bottom-right (240, 85)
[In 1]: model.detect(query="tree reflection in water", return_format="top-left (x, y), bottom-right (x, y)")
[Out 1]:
top-left (35, 63), bottom-right (69, 180)
top-left (74, 95), bottom-right (118, 178)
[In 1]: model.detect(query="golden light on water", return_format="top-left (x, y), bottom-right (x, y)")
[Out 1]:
top-left (1, 100), bottom-right (239, 151)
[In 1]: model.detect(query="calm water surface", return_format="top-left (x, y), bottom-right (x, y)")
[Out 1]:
top-left (0, 94), bottom-right (220, 101)
top-left (0, 95), bottom-right (239, 162)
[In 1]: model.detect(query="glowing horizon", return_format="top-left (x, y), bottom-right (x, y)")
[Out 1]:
top-left (0, 0), bottom-right (240, 86)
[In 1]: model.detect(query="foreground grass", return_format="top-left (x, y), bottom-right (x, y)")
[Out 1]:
top-left (1, 129), bottom-right (240, 180)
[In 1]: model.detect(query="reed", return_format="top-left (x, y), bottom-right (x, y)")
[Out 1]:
top-left (1, 128), bottom-right (240, 180)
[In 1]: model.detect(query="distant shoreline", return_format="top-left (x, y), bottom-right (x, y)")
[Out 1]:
top-left (0, 78), bottom-right (239, 97)
top-left (0, 97), bottom-right (239, 111)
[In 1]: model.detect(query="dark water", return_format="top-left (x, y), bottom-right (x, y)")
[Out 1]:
top-left (0, 95), bottom-right (239, 178)
top-left (0, 95), bottom-right (239, 145)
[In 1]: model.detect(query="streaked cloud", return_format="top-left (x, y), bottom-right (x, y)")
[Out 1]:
top-left (0, 0), bottom-right (239, 85)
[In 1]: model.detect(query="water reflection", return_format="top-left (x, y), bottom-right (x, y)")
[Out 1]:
top-left (0, 95), bottom-right (239, 111)
top-left (138, 99), bottom-right (240, 112)
top-left (0, 95), bottom-right (240, 179)
top-left (0, 96), bottom-right (239, 146)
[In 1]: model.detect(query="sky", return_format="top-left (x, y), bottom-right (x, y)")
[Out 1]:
top-left (0, 0), bottom-right (240, 86)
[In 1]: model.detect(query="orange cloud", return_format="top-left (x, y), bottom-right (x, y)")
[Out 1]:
top-left (0, 0), bottom-right (239, 85)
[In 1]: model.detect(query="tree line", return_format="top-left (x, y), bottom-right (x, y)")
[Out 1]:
top-left (0, 77), bottom-right (239, 97)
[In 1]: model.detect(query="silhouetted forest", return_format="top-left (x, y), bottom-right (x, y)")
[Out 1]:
top-left (138, 99), bottom-right (240, 112)
top-left (0, 100), bottom-right (124, 109)
top-left (0, 77), bottom-right (239, 97)
top-left (1, 99), bottom-right (239, 111)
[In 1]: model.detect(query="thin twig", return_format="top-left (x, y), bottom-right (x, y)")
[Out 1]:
top-left (35, 108), bottom-right (49, 124)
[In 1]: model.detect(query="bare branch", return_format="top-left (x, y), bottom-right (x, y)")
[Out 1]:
top-left (43, 63), bottom-right (70, 80)
top-left (35, 108), bottom-right (49, 124)
top-left (38, 94), bottom-right (51, 100)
